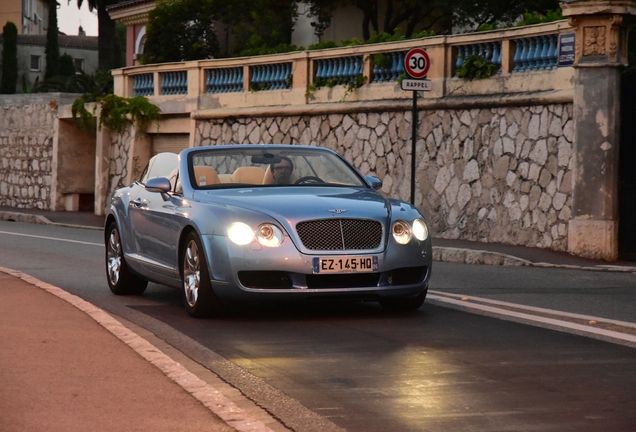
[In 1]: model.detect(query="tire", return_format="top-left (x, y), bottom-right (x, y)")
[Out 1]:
top-left (105, 222), bottom-right (148, 295)
top-left (378, 287), bottom-right (427, 311)
top-left (182, 232), bottom-right (220, 318)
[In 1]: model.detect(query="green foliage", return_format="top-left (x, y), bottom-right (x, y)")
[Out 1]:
top-left (72, 94), bottom-right (161, 134)
top-left (45, 0), bottom-right (59, 79)
top-left (304, 74), bottom-right (367, 102)
top-left (229, 0), bottom-right (296, 57)
top-left (410, 29), bottom-right (436, 39)
top-left (145, 0), bottom-right (221, 63)
top-left (455, 55), bottom-right (498, 80)
top-left (0, 21), bottom-right (18, 94)
top-left (340, 37), bottom-right (365, 47)
top-left (59, 53), bottom-right (76, 77)
top-left (366, 28), bottom-right (405, 45)
top-left (239, 43), bottom-right (303, 57)
top-left (516, 9), bottom-right (563, 26)
top-left (308, 41), bottom-right (338, 50)
top-left (476, 23), bottom-right (498, 32)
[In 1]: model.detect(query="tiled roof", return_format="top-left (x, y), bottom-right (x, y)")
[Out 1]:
top-left (107, 0), bottom-right (154, 12)
top-left (3, 34), bottom-right (99, 50)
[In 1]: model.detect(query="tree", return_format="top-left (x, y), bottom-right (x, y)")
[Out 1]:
top-left (45, 0), bottom-right (60, 79)
top-left (0, 22), bottom-right (18, 94)
top-left (60, 53), bottom-right (76, 77)
top-left (306, 0), bottom-right (560, 39)
top-left (144, 0), bottom-right (221, 63)
top-left (71, 0), bottom-right (120, 70)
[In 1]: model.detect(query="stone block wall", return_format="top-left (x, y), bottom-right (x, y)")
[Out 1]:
top-left (194, 103), bottom-right (573, 251)
top-left (0, 99), bottom-right (58, 210)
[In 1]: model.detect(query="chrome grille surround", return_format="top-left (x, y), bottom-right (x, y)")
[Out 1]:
top-left (296, 218), bottom-right (383, 250)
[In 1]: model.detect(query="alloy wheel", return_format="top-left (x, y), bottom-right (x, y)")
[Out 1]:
top-left (107, 228), bottom-right (122, 286)
top-left (183, 239), bottom-right (201, 307)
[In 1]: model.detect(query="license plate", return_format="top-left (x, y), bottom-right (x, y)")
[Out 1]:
top-left (313, 256), bottom-right (378, 274)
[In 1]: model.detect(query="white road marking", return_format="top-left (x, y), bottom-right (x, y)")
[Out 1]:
top-left (0, 230), bottom-right (102, 247)
top-left (429, 290), bottom-right (636, 347)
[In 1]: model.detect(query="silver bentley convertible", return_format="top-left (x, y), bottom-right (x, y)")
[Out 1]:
top-left (105, 145), bottom-right (432, 317)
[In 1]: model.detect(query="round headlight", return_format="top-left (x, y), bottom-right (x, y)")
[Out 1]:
top-left (227, 222), bottom-right (254, 245)
top-left (412, 219), bottom-right (428, 241)
top-left (392, 221), bottom-right (412, 245)
top-left (256, 223), bottom-right (284, 247)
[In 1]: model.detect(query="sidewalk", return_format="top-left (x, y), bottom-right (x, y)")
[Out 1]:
top-left (0, 270), bottom-right (239, 432)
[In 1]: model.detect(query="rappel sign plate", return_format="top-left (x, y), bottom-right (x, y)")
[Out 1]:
top-left (404, 48), bottom-right (430, 79)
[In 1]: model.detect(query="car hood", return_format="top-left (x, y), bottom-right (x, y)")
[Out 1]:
top-left (196, 186), bottom-right (392, 223)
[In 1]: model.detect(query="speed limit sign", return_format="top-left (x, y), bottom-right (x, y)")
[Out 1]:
top-left (404, 48), bottom-right (430, 79)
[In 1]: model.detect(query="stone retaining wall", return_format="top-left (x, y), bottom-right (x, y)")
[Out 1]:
top-left (194, 103), bottom-right (573, 250)
top-left (0, 98), bottom-right (58, 210)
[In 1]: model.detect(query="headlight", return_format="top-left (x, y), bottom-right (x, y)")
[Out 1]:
top-left (227, 222), bottom-right (254, 245)
top-left (392, 220), bottom-right (412, 245)
top-left (256, 223), bottom-right (284, 247)
top-left (412, 218), bottom-right (428, 241)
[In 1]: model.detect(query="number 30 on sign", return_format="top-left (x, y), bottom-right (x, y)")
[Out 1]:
top-left (404, 48), bottom-right (430, 79)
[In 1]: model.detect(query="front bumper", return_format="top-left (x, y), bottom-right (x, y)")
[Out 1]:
top-left (200, 234), bottom-right (432, 301)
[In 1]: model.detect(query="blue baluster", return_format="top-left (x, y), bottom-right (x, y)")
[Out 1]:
top-left (229, 68), bottom-right (236, 92)
top-left (167, 72), bottom-right (174, 95)
top-left (484, 43), bottom-right (492, 63)
top-left (276, 63), bottom-right (286, 89)
top-left (528, 37), bottom-right (539, 70)
top-left (456, 45), bottom-right (465, 73)
top-left (252, 66), bottom-right (261, 88)
top-left (323, 58), bottom-right (333, 80)
top-left (232, 68), bottom-right (240, 92)
top-left (286, 63), bottom-right (292, 89)
top-left (548, 35), bottom-right (558, 68)
top-left (182, 72), bottom-right (188, 94)
top-left (518, 39), bottom-right (529, 71)
top-left (316, 60), bottom-right (325, 80)
top-left (492, 42), bottom-right (502, 73)
top-left (396, 52), bottom-right (405, 80)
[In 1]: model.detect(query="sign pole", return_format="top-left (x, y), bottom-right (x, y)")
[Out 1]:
top-left (402, 47), bottom-right (430, 206)
top-left (411, 90), bottom-right (417, 205)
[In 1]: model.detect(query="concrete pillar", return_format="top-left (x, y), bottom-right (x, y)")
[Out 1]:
top-left (562, 0), bottom-right (636, 260)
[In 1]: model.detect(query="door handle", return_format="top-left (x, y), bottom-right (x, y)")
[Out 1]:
top-left (130, 198), bottom-right (142, 207)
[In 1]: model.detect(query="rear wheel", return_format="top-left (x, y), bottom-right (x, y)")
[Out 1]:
top-left (105, 223), bottom-right (147, 295)
top-left (379, 287), bottom-right (427, 311)
top-left (182, 232), bottom-right (220, 318)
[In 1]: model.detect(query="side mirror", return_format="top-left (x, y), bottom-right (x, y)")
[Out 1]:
top-left (145, 177), bottom-right (172, 197)
top-left (364, 175), bottom-right (382, 190)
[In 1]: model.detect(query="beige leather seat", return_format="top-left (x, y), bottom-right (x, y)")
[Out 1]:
top-left (218, 174), bottom-right (233, 184)
top-left (193, 166), bottom-right (220, 186)
top-left (231, 166), bottom-right (265, 184)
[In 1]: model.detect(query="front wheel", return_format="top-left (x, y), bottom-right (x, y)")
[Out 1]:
top-left (105, 223), bottom-right (147, 295)
top-left (182, 232), bottom-right (221, 318)
top-left (378, 288), bottom-right (427, 311)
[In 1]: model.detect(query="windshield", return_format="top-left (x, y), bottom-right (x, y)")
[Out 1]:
top-left (188, 147), bottom-right (366, 189)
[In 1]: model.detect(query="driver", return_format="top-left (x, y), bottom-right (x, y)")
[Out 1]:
top-left (271, 156), bottom-right (294, 185)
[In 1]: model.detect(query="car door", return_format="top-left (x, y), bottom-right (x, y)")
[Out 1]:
top-left (128, 152), bottom-right (182, 278)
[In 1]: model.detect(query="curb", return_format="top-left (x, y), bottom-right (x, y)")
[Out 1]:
top-left (432, 246), bottom-right (636, 273)
top-left (0, 211), bottom-right (103, 231)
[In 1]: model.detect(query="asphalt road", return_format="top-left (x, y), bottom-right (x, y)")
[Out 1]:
top-left (1, 220), bottom-right (635, 431)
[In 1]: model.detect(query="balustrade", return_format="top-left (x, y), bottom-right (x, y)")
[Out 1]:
top-left (132, 73), bottom-right (154, 97)
top-left (250, 63), bottom-right (292, 91)
top-left (454, 42), bottom-right (502, 76)
top-left (117, 21), bottom-right (572, 100)
top-left (371, 51), bottom-right (406, 83)
top-left (512, 34), bottom-right (558, 72)
top-left (314, 56), bottom-right (363, 84)
top-left (206, 67), bottom-right (244, 93)
top-left (160, 71), bottom-right (187, 95)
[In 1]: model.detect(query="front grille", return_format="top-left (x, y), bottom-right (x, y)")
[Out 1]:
top-left (296, 218), bottom-right (382, 250)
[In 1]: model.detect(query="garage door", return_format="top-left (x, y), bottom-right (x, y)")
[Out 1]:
top-left (151, 133), bottom-right (190, 156)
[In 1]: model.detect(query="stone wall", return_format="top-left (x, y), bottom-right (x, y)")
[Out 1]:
top-left (194, 103), bottom-right (574, 250)
top-left (0, 97), bottom-right (59, 210)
